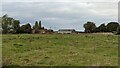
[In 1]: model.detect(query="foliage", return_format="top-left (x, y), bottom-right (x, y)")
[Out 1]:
top-left (1, 14), bottom-right (119, 34)
top-left (116, 25), bottom-right (120, 34)
top-left (12, 20), bottom-right (20, 34)
top-left (39, 21), bottom-right (41, 28)
top-left (106, 22), bottom-right (119, 32)
top-left (2, 14), bottom-right (20, 34)
top-left (35, 21), bottom-right (39, 29)
top-left (98, 23), bottom-right (107, 32)
top-left (33, 21), bottom-right (41, 29)
top-left (83, 21), bottom-right (96, 33)
top-left (2, 14), bottom-right (13, 33)
top-left (20, 23), bottom-right (31, 33)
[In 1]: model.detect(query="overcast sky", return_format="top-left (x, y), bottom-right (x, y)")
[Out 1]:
top-left (1, 1), bottom-right (118, 31)
top-left (2, 0), bottom-right (120, 2)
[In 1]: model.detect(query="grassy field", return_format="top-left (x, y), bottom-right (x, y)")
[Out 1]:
top-left (2, 34), bottom-right (118, 66)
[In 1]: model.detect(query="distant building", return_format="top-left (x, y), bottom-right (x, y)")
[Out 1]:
top-left (58, 29), bottom-right (76, 34)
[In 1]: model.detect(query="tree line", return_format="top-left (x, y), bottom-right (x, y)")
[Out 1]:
top-left (1, 14), bottom-right (44, 34)
top-left (83, 21), bottom-right (120, 34)
top-left (1, 14), bottom-right (120, 34)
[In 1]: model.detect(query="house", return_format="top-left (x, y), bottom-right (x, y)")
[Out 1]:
top-left (58, 29), bottom-right (76, 34)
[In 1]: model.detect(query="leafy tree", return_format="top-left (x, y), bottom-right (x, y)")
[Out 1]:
top-left (33, 25), bottom-right (35, 29)
top-left (35, 21), bottom-right (39, 28)
top-left (106, 22), bottom-right (119, 32)
top-left (12, 20), bottom-right (20, 33)
top-left (20, 23), bottom-right (31, 33)
top-left (116, 25), bottom-right (120, 34)
top-left (2, 14), bottom-right (9, 33)
top-left (83, 21), bottom-right (96, 33)
top-left (33, 21), bottom-right (41, 29)
top-left (2, 14), bottom-right (21, 34)
top-left (39, 21), bottom-right (41, 29)
top-left (98, 23), bottom-right (107, 32)
top-left (94, 27), bottom-right (100, 32)
top-left (2, 14), bottom-right (14, 34)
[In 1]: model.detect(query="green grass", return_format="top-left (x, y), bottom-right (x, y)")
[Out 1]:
top-left (2, 34), bottom-right (118, 66)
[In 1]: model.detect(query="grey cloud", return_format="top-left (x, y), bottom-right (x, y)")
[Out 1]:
top-left (2, 2), bottom-right (118, 31)
top-left (3, 0), bottom-right (120, 2)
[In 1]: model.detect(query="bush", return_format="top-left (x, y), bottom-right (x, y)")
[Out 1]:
top-left (116, 25), bottom-right (120, 35)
